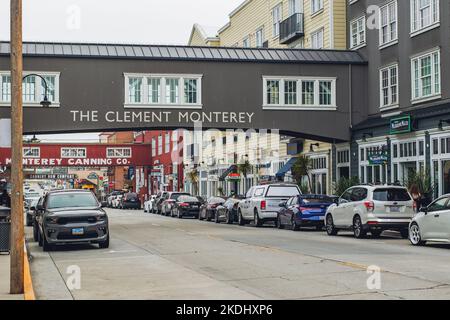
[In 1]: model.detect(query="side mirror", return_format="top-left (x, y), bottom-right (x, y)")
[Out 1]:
top-left (279, 201), bottom-right (286, 208)
top-left (36, 204), bottom-right (43, 211)
top-left (419, 206), bottom-right (428, 214)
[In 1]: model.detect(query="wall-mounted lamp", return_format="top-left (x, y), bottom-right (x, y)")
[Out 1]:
top-left (309, 143), bottom-right (320, 153)
top-left (362, 132), bottom-right (373, 142)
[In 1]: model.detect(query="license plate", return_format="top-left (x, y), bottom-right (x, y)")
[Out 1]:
top-left (389, 206), bottom-right (400, 213)
top-left (72, 228), bottom-right (84, 235)
top-left (192, 205), bottom-right (198, 208)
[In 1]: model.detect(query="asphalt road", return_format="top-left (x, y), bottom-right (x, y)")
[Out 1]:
top-left (27, 208), bottom-right (450, 300)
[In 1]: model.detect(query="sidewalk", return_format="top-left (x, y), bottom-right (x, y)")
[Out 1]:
top-left (0, 253), bottom-right (23, 300)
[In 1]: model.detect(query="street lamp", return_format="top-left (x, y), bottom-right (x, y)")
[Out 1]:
top-left (22, 73), bottom-right (52, 108)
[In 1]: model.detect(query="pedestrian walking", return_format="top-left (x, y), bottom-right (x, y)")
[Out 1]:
top-left (409, 184), bottom-right (422, 212)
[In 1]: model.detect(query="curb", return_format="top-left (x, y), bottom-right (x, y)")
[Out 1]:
top-left (23, 244), bottom-right (35, 300)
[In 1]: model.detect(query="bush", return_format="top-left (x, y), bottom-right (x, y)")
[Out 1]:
top-left (333, 176), bottom-right (360, 196)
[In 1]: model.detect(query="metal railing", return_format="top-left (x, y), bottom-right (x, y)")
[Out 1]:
top-left (280, 13), bottom-right (304, 44)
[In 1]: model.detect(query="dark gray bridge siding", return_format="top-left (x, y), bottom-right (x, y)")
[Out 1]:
top-left (0, 56), bottom-right (366, 141)
top-left (348, 0), bottom-right (450, 118)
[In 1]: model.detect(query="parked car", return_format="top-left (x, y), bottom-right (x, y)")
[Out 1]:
top-left (170, 195), bottom-right (202, 218)
top-left (111, 194), bottom-right (123, 208)
top-left (161, 192), bottom-right (191, 216)
top-left (276, 194), bottom-right (337, 231)
top-left (144, 195), bottom-right (157, 213)
top-left (238, 184), bottom-right (301, 227)
top-left (36, 189), bottom-right (109, 251)
top-left (409, 194), bottom-right (450, 246)
top-left (26, 198), bottom-right (39, 227)
top-left (325, 185), bottom-right (415, 239)
top-left (107, 191), bottom-right (123, 207)
top-left (199, 197), bottom-right (227, 221)
top-left (24, 191), bottom-right (40, 209)
top-left (155, 191), bottom-right (169, 214)
top-left (215, 196), bottom-right (244, 224)
top-left (120, 192), bottom-right (141, 209)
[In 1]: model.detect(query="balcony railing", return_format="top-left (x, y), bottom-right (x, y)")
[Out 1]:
top-left (279, 13), bottom-right (304, 44)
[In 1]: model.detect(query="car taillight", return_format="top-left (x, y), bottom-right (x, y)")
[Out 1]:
top-left (364, 201), bottom-right (375, 212)
top-left (179, 202), bottom-right (189, 207)
top-left (261, 200), bottom-right (266, 211)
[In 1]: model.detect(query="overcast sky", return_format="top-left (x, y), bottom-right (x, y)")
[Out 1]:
top-left (1, 0), bottom-right (242, 142)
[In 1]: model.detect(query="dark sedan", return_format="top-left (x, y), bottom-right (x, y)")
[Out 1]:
top-left (120, 192), bottom-right (141, 209)
top-left (36, 189), bottom-right (109, 251)
top-left (276, 194), bottom-right (337, 231)
top-left (199, 197), bottom-right (226, 221)
top-left (215, 196), bottom-right (244, 224)
top-left (170, 195), bottom-right (202, 218)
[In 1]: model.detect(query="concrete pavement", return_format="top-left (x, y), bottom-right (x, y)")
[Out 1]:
top-left (27, 208), bottom-right (450, 300)
top-left (0, 254), bottom-right (24, 300)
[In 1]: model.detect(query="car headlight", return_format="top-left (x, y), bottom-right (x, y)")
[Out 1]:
top-left (97, 213), bottom-right (107, 221)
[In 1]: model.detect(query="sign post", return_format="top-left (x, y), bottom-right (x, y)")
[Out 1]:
top-left (10, 0), bottom-right (24, 294)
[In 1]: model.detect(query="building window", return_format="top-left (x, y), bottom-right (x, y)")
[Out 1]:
top-left (107, 148), bottom-right (132, 158)
top-left (266, 80), bottom-right (280, 105)
top-left (0, 72), bottom-right (60, 106)
top-left (148, 78), bottom-right (161, 104)
top-left (128, 77), bottom-right (142, 103)
top-left (124, 74), bottom-right (202, 108)
top-left (272, 4), bottom-right (283, 37)
top-left (61, 148), bottom-right (87, 158)
top-left (311, 0), bottom-right (323, 14)
top-left (158, 135), bottom-right (163, 155)
top-left (411, 49), bottom-right (440, 101)
top-left (264, 77), bottom-right (336, 109)
top-left (379, 1), bottom-right (398, 47)
top-left (380, 64), bottom-right (398, 108)
top-left (289, 0), bottom-right (301, 15)
top-left (152, 138), bottom-right (156, 157)
top-left (350, 16), bottom-right (366, 49)
top-left (411, 0), bottom-right (439, 34)
top-left (311, 28), bottom-right (324, 49)
top-left (165, 132), bottom-right (170, 153)
top-left (184, 79), bottom-right (198, 104)
top-left (243, 36), bottom-right (250, 48)
top-left (256, 28), bottom-right (264, 48)
top-left (284, 80), bottom-right (297, 105)
top-left (23, 147), bottom-right (40, 158)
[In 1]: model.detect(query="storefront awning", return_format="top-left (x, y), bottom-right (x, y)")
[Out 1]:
top-left (219, 165), bottom-right (237, 181)
top-left (275, 157), bottom-right (298, 178)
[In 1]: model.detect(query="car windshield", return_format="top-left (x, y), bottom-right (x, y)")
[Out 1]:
top-left (170, 193), bottom-right (190, 200)
top-left (178, 196), bottom-right (198, 202)
top-left (266, 186), bottom-right (300, 197)
top-left (301, 196), bottom-right (334, 204)
top-left (125, 193), bottom-right (138, 199)
top-left (47, 192), bottom-right (99, 209)
top-left (373, 188), bottom-right (411, 201)
top-left (209, 197), bottom-right (225, 203)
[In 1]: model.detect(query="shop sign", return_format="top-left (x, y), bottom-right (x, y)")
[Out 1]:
top-left (390, 116), bottom-right (412, 134)
top-left (226, 173), bottom-right (241, 181)
top-left (368, 152), bottom-right (389, 165)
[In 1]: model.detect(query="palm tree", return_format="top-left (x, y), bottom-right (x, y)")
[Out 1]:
top-left (187, 169), bottom-right (199, 195)
top-left (291, 155), bottom-right (312, 193)
top-left (238, 159), bottom-right (253, 192)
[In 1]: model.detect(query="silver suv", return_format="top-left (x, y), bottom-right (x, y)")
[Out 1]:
top-left (237, 183), bottom-right (301, 227)
top-left (325, 185), bottom-right (415, 238)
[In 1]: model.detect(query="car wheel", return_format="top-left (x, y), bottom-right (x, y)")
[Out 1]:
top-left (37, 228), bottom-right (43, 247)
top-left (42, 232), bottom-right (52, 252)
top-left (215, 212), bottom-right (220, 224)
top-left (353, 215), bottom-right (366, 239)
top-left (99, 234), bottom-right (110, 249)
top-left (371, 230), bottom-right (382, 238)
top-left (177, 209), bottom-right (182, 219)
top-left (254, 210), bottom-right (263, 227)
top-left (326, 215), bottom-right (338, 236)
top-left (291, 218), bottom-right (300, 231)
top-left (400, 229), bottom-right (409, 239)
top-left (276, 215), bottom-right (284, 229)
top-left (26, 214), bottom-right (33, 227)
top-left (409, 223), bottom-right (426, 246)
top-left (238, 210), bottom-right (245, 226)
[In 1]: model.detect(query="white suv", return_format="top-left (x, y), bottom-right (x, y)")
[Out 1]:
top-left (325, 185), bottom-right (415, 238)
top-left (238, 183), bottom-right (301, 227)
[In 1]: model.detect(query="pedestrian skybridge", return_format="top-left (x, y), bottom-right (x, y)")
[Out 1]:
top-left (0, 41), bottom-right (367, 142)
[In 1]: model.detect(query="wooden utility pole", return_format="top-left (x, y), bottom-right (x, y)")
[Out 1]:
top-left (10, 0), bottom-right (24, 294)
